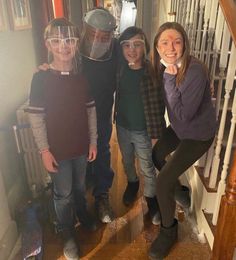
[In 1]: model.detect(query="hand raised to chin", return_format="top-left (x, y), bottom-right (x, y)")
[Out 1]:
top-left (165, 64), bottom-right (178, 75)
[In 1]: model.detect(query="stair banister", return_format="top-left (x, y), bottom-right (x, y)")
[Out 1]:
top-left (211, 149), bottom-right (236, 259)
top-left (220, 0), bottom-right (236, 45)
top-left (212, 0), bottom-right (236, 258)
top-left (209, 22), bottom-right (232, 189)
top-left (203, 7), bottom-right (224, 178)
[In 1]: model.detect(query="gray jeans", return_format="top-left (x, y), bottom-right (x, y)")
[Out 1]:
top-left (50, 155), bottom-right (87, 232)
top-left (116, 125), bottom-right (157, 198)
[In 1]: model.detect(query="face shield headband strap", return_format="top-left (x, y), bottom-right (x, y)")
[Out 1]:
top-left (120, 39), bottom-right (147, 67)
top-left (120, 39), bottom-right (145, 48)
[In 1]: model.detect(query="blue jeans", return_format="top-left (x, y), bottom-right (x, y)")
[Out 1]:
top-left (50, 155), bottom-right (87, 231)
top-left (87, 119), bottom-right (115, 198)
top-left (116, 125), bottom-right (157, 198)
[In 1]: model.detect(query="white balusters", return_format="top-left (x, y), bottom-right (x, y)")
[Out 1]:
top-left (185, 0), bottom-right (191, 32)
top-left (210, 41), bottom-right (235, 189)
top-left (194, 1), bottom-right (205, 58)
top-left (181, 0), bottom-right (188, 27)
top-left (212, 44), bottom-right (236, 224)
top-left (202, 3), bottom-right (224, 179)
top-left (205, 0), bottom-right (218, 66)
top-left (169, 0), bottom-right (236, 229)
top-left (190, 0), bottom-right (200, 52)
top-left (209, 0), bottom-right (218, 29)
top-left (200, 0), bottom-right (212, 62)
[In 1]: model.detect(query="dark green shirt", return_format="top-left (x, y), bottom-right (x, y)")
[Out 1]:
top-left (116, 66), bottom-right (146, 130)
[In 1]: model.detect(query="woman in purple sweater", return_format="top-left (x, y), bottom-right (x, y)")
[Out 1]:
top-left (149, 22), bottom-right (216, 259)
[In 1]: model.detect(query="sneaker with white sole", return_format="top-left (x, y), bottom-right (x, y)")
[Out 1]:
top-left (145, 196), bottom-right (161, 225)
top-left (95, 193), bottom-right (114, 223)
top-left (63, 238), bottom-right (79, 260)
top-left (61, 229), bottom-right (79, 260)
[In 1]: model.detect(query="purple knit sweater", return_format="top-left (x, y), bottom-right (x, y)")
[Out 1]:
top-left (163, 60), bottom-right (216, 140)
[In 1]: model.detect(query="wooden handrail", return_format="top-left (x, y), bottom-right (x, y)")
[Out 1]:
top-left (220, 0), bottom-right (236, 46)
top-left (211, 151), bottom-right (236, 259)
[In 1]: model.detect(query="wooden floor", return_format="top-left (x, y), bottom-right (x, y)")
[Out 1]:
top-left (42, 129), bottom-right (211, 260)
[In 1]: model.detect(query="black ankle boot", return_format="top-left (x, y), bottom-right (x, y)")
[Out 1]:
top-left (75, 191), bottom-right (97, 231)
top-left (149, 219), bottom-right (178, 259)
top-left (145, 196), bottom-right (161, 225)
top-left (123, 181), bottom-right (139, 206)
top-left (175, 185), bottom-right (191, 208)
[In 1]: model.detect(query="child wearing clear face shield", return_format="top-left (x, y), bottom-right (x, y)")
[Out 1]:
top-left (27, 18), bottom-right (98, 260)
top-left (114, 26), bottom-right (166, 225)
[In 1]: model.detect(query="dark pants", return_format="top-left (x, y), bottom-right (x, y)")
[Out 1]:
top-left (152, 126), bottom-right (214, 227)
top-left (87, 119), bottom-right (115, 198)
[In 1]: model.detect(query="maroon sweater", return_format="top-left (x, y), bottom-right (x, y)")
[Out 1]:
top-left (29, 70), bottom-right (93, 161)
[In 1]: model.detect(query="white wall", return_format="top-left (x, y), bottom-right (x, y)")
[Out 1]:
top-left (136, 0), bottom-right (171, 51)
top-left (150, 0), bottom-right (171, 46)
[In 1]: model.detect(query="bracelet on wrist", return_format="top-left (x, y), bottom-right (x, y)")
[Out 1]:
top-left (40, 149), bottom-right (49, 154)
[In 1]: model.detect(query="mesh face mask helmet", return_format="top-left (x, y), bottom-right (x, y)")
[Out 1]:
top-left (80, 8), bottom-right (116, 61)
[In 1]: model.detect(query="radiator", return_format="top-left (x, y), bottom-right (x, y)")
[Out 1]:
top-left (15, 102), bottom-right (50, 193)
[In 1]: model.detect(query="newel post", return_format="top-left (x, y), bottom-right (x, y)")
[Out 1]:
top-left (211, 152), bottom-right (236, 259)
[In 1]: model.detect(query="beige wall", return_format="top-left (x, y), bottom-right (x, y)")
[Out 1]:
top-left (0, 1), bottom-right (36, 195)
top-left (0, 2), bottom-right (36, 258)
top-left (0, 1), bottom-right (36, 259)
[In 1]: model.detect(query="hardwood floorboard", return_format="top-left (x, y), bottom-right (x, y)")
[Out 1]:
top-left (41, 129), bottom-right (211, 260)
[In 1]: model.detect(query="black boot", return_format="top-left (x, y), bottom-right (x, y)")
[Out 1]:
top-left (75, 191), bottom-right (97, 231)
top-left (145, 197), bottom-right (161, 225)
top-left (95, 193), bottom-right (114, 223)
top-left (123, 180), bottom-right (139, 206)
top-left (175, 185), bottom-right (191, 209)
top-left (76, 209), bottom-right (97, 232)
top-left (149, 219), bottom-right (178, 260)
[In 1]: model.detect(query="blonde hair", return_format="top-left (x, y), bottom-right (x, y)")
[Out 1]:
top-left (44, 17), bottom-right (79, 40)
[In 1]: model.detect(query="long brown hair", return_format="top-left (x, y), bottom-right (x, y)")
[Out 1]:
top-left (152, 22), bottom-right (191, 85)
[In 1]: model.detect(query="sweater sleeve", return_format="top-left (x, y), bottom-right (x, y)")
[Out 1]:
top-left (28, 112), bottom-right (49, 151)
top-left (27, 72), bottom-right (49, 151)
top-left (163, 63), bottom-right (208, 122)
top-left (87, 100), bottom-right (97, 146)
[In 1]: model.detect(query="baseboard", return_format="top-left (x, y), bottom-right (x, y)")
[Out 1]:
top-left (7, 177), bottom-right (25, 218)
top-left (0, 221), bottom-right (18, 260)
top-left (184, 167), bottom-right (215, 249)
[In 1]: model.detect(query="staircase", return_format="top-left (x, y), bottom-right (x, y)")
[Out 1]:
top-left (163, 0), bottom-right (236, 258)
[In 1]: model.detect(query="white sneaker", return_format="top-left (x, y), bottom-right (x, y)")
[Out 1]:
top-left (63, 238), bottom-right (79, 260)
top-left (151, 212), bottom-right (161, 226)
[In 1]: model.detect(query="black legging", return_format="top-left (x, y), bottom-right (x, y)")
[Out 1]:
top-left (152, 126), bottom-right (214, 227)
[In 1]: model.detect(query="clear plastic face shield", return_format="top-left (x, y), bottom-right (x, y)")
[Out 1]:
top-left (45, 26), bottom-right (79, 74)
top-left (80, 24), bottom-right (114, 61)
top-left (120, 39), bottom-right (146, 67)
